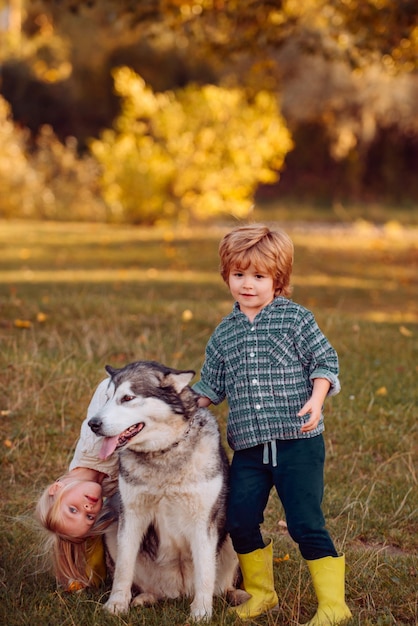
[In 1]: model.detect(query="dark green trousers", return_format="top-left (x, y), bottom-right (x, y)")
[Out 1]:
top-left (226, 434), bottom-right (338, 560)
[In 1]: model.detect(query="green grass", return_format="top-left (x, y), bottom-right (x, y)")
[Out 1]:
top-left (0, 218), bottom-right (417, 625)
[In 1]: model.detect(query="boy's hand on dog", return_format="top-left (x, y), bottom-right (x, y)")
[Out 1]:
top-left (197, 396), bottom-right (212, 408)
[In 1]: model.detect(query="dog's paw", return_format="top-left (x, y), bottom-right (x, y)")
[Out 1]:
top-left (190, 600), bottom-right (212, 621)
top-left (131, 592), bottom-right (158, 608)
top-left (190, 610), bottom-right (212, 622)
top-left (103, 593), bottom-right (131, 615)
top-left (226, 587), bottom-right (251, 606)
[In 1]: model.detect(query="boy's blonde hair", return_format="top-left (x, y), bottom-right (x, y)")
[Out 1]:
top-left (35, 474), bottom-right (113, 589)
top-left (219, 223), bottom-right (293, 297)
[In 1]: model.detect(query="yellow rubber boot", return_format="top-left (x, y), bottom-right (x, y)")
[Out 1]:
top-left (231, 540), bottom-right (279, 619)
top-left (302, 555), bottom-right (352, 625)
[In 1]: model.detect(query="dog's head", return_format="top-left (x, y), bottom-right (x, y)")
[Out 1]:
top-left (88, 360), bottom-right (197, 459)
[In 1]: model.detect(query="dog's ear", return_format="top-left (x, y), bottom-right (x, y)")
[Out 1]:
top-left (164, 370), bottom-right (195, 393)
top-left (105, 364), bottom-right (118, 377)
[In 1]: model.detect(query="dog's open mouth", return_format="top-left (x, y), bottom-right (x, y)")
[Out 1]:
top-left (99, 422), bottom-right (145, 460)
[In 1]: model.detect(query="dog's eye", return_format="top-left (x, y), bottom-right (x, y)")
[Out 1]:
top-left (121, 395), bottom-right (135, 403)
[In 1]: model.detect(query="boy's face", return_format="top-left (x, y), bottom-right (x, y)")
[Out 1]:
top-left (228, 264), bottom-right (275, 321)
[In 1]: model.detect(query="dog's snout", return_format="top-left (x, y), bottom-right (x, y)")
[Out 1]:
top-left (88, 417), bottom-right (102, 434)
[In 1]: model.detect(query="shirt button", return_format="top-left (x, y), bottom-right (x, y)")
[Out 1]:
top-left (255, 404), bottom-right (261, 410)
top-left (251, 326), bottom-right (255, 331)
top-left (252, 379), bottom-right (258, 385)
top-left (249, 352), bottom-right (255, 358)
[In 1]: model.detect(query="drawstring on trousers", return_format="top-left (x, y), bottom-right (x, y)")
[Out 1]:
top-left (263, 440), bottom-right (277, 467)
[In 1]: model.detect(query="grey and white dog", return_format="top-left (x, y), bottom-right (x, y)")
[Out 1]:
top-left (88, 360), bottom-right (244, 620)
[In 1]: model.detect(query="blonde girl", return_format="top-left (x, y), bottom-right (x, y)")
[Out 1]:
top-left (35, 378), bottom-right (118, 591)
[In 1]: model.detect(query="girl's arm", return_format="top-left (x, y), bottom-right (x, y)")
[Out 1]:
top-left (298, 377), bottom-right (331, 433)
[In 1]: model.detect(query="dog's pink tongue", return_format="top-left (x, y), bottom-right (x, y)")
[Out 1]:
top-left (99, 436), bottom-right (119, 460)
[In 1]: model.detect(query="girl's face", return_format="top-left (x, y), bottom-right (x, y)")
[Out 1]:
top-left (228, 263), bottom-right (275, 322)
top-left (50, 479), bottom-right (103, 538)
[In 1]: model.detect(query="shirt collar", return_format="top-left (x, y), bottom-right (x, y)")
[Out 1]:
top-left (229, 297), bottom-right (287, 320)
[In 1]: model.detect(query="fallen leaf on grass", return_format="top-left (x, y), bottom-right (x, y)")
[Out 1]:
top-left (376, 386), bottom-right (388, 396)
top-left (14, 319), bottom-right (32, 328)
top-left (181, 309), bottom-right (193, 322)
top-left (3, 439), bottom-right (13, 448)
top-left (274, 554), bottom-right (290, 563)
top-left (36, 312), bottom-right (47, 323)
top-left (399, 326), bottom-right (413, 337)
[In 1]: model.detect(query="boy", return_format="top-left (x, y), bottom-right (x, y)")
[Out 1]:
top-left (193, 224), bottom-right (352, 624)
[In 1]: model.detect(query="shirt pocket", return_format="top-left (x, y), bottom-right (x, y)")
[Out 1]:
top-left (267, 335), bottom-right (310, 403)
top-left (267, 334), bottom-right (299, 367)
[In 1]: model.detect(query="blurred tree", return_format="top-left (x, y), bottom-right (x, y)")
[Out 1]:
top-left (90, 68), bottom-right (293, 223)
top-left (0, 95), bottom-right (105, 220)
top-left (0, 96), bottom-right (42, 217)
top-left (29, 125), bottom-right (107, 220)
top-left (0, 0), bottom-right (22, 42)
top-left (1, 0), bottom-right (417, 210)
top-left (3, 0), bottom-right (22, 37)
top-left (330, 0), bottom-right (418, 73)
top-left (22, 0), bottom-right (417, 79)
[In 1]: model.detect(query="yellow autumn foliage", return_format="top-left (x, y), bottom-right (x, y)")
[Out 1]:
top-left (0, 96), bottom-right (106, 221)
top-left (0, 98), bottom-right (42, 218)
top-left (90, 68), bottom-right (293, 223)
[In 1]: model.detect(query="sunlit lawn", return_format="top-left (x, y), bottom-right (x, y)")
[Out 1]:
top-left (1, 218), bottom-right (416, 321)
top-left (0, 217), bottom-right (417, 625)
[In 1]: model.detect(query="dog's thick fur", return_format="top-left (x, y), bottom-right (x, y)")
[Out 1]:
top-left (88, 360), bottom-right (243, 620)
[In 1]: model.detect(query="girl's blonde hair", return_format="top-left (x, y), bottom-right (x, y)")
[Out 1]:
top-left (219, 223), bottom-right (294, 297)
top-left (35, 473), bottom-right (114, 589)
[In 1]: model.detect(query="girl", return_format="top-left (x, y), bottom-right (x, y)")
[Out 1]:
top-left (35, 378), bottom-right (118, 591)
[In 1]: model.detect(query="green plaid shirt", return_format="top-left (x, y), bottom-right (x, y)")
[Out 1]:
top-left (193, 297), bottom-right (340, 450)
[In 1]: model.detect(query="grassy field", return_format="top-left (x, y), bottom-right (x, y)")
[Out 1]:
top-left (0, 217), bottom-right (417, 626)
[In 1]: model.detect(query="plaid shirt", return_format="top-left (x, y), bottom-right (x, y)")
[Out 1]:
top-left (193, 297), bottom-right (340, 451)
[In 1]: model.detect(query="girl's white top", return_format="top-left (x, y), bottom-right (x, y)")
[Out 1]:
top-left (69, 378), bottom-right (119, 497)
